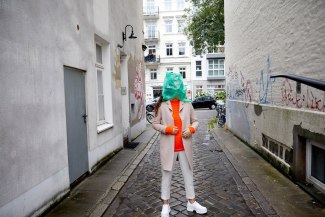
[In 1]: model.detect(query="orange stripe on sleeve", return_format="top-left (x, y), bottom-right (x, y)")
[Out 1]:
top-left (188, 126), bottom-right (195, 134)
top-left (165, 126), bottom-right (174, 134)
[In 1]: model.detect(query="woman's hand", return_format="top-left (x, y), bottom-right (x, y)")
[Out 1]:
top-left (182, 128), bottom-right (191, 138)
top-left (171, 127), bottom-right (179, 135)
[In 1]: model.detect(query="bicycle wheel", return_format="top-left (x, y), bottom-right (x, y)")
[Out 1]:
top-left (146, 113), bottom-right (154, 124)
top-left (217, 115), bottom-right (225, 128)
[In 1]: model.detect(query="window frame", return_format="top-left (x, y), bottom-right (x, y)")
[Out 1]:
top-left (208, 59), bottom-right (225, 77)
top-left (177, 20), bottom-right (185, 33)
top-left (94, 37), bottom-right (113, 133)
top-left (177, 0), bottom-right (185, 10)
top-left (148, 45), bottom-right (156, 57)
top-left (95, 43), bottom-right (106, 125)
top-left (196, 61), bottom-right (202, 77)
top-left (207, 85), bottom-right (218, 94)
top-left (178, 42), bottom-right (185, 56)
top-left (166, 67), bottom-right (174, 72)
top-left (196, 85), bottom-right (203, 95)
top-left (164, 0), bottom-right (172, 10)
top-left (166, 43), bottom-right (173, 56)
top-left (150, 69), bottom-right (157, 80)
top-left (306, 139), bottom-right (325, 193)
top-left (179, 67), bottom-right (186, 79)
top-left (165, 20), bottom-right (172, 33)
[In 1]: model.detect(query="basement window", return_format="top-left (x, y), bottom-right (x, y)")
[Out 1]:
top-left (262, 134), bottom-right (293, 166)
top-left (306, 139), bottom-right (325, 193)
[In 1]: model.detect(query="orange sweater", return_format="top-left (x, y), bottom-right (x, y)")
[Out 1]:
top-left (165, 100), bottom-right (196, 152)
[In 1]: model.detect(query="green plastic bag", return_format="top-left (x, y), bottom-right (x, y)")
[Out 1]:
top-left (162, 72), bottom-right (191, 102)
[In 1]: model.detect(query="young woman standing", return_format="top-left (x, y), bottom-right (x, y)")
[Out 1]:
top-left (152, 72), bottom-right (207, 217)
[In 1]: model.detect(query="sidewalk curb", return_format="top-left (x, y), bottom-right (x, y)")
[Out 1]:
top-left (211, 129), bottom-right (279, 217)
top-left (88, 131), bottom-right (159, 217)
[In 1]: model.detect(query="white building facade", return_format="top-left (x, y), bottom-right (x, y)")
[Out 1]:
top-left (143, 0), bottom-right (226, 101)
top-left (190, 46), bottom-right (225, 99)
top-left (0, 1), bottom-right (145, 216)
top-left (225, 0), bottom-right (325, 195)
top-left (143, 0), bottom-right (192, 101)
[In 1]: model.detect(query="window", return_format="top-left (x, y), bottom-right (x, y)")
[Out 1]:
top-left (307, 140), bottom-right (325, 192)
top-left (166, 67), bottom-right (173, 72)
top-left (165, 20), bottom-right (172, 33)
top-left (153, 86), bottom-right (163, 98)
top-left (97, 70), bottom-right (105, 122)
top-left (148, 45), bottom-right (156, 55)
top-left (96, 44), bottom-right (105, 123)
top-left (150, 69), bottom-right (157, 80)
top-left (179, 67), bottom-right (186, 79)
top-left (207, 85), bottom-right (217, 94)
top-left (196, 61), bottom-right (202, 77)
top-left (177, 0), bottom-right (185, 9)
top-left (208, 59), bottom-right (224, 77)
top-left (96, 44), bottom-right (102, 64)
top-left (178, 42), bottom-right (185, 55)
top-left (147, 22), bottom-right (157, 38)
top-left (178, 20), bottom-right (185, 33)
top-left (164, 0), bottom-right (172, 10)
top-left (95, 37), bottom-right (113, 132)
top-left (166, 43), bottom-right (173, 56)
top-left (196, 85), bottom-right (203, 95)
top-left (147, 0), bottom-right (155, 14)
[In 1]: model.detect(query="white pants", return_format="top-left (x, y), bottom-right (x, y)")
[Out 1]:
top-left (161, 151), bottom-right (195, 200)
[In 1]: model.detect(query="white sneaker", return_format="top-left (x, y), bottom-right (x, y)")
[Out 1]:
top-left (161, 204), bottom-right (171, 217)
top-left (187, 201), bottom-right (207, 214)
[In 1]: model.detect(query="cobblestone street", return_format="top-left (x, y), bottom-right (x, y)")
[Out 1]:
top-left (103, 110), bottom-right (276, 217)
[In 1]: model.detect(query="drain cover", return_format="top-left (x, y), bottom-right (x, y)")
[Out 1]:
top-left (124, 142), bottom-right (140, 149)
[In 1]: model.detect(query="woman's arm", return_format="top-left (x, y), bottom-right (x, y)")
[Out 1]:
top-left (152, 105), bottom-right (168, 133)
top-left (189, 103), bottom-right (199, 131)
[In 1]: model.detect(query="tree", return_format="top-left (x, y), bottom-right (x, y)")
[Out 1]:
top-left (184, 0), bottom-right (224, 55)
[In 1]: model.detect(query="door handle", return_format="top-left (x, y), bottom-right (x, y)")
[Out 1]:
top-left (82, 114), bottom-right (88, 124)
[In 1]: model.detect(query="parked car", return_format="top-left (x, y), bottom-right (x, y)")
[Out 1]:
top-left (192, 96), bottom-right (217, 109)
top-left (146, 97), bottom-right (159, 112)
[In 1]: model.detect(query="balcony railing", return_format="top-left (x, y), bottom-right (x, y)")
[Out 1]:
top-left (144, 54), bottom-right (160, 64)
top-left (143, 6), bottom-right (159, 17)
top-left (144, 30), bottom-right (160, 41)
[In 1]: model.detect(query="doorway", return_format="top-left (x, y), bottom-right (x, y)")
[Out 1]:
top-left (64, 66), bottom-right (89, 184)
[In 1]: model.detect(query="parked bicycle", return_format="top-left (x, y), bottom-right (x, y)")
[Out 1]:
top-left (146, 110), bottom-right (154, 124)
top-left (216, 104), bottom-right (226, 128)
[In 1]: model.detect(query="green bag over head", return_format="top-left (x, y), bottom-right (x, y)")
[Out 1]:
top-left (162, 72), bottom-right (191, 102)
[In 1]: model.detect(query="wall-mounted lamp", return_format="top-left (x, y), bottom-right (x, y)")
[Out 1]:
top-left (122, 25), bottom-right (137, 43)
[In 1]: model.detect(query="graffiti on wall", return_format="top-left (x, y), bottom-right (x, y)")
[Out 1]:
top-left (134, 62), bottom-right (144, 120)
top-left (128, 57), bottom-right (145, 125)
top-left (281, 79), bottom-right (325, 112)
top-left (227, 56), bottom-right (325, 112)
top-left (257, 56), bottom-right (274, 104)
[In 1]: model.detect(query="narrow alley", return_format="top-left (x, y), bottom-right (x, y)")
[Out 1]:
top-left (101, 110), bottom-right (324, 217)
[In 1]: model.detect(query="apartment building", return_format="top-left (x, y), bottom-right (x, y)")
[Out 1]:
top-left (191, 46), bottom-right (225, 98)
top-left (143, 0), bottom-right (225, 101)
top-left (143, 0), bottom-right (192, 101)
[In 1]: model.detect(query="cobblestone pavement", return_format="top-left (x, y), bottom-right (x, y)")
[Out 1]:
top-left (103, 111), bottom-right (275, 217)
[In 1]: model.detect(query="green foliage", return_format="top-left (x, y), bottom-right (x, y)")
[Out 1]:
top-left (184, 0), bottom-right (224, 55)
top-left (207, 118), bottom-right (217, 130)
top-left (214, 91), bottom-right (226, 102)
top-left (195, 91), bottom-right (209, 98)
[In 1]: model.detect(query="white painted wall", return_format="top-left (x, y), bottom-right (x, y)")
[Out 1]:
top-left (225, 0), bottom-right (325, 173)
top-left (0, 0), bottom-right (144, 216)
